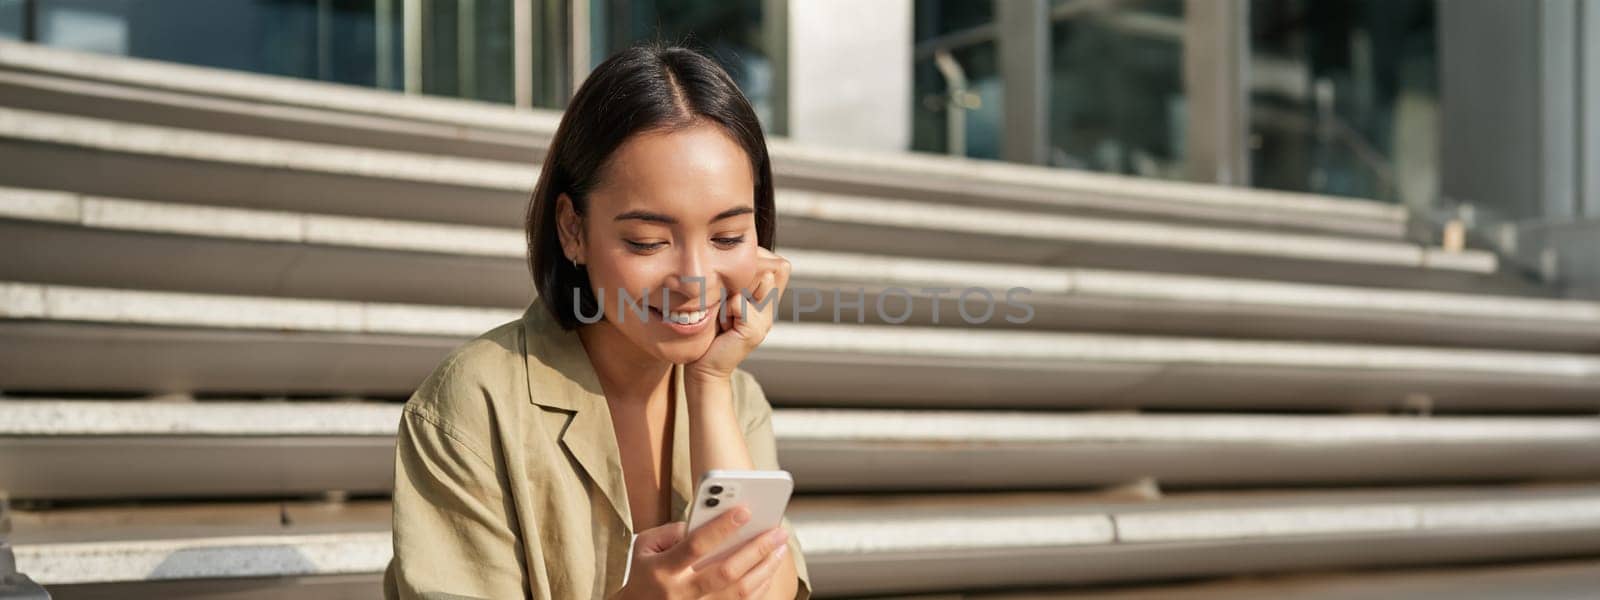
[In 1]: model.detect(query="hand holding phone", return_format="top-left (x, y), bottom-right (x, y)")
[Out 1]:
top-left (614, 470), bottom-right (795, 599)
top-left (684, 469), bottom-right (795, 568)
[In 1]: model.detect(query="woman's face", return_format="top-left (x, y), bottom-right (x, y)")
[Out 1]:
top-left (559, 121), bottom-right (760, 365)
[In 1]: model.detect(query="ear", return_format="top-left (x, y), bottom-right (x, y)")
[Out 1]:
top-left (556, 193), bottom-right (586, 265)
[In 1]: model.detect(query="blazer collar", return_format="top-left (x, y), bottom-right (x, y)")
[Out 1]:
top-left (520, 296), bottom-right (695, 536)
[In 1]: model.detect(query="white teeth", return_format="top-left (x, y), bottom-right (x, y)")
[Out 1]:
top-left (665, 309), bottom-right (708, 325)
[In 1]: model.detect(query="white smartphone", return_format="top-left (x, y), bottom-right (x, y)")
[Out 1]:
top-left (684, 469), bottom-right (795, 568)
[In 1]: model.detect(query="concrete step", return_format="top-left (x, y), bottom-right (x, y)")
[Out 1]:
top-left (881, 557), bottom-right (1600, 599)
top-left (11, 500), bottom-right (390, 596)
top-left (0, 40), bottom-right (1411, 240)
top-left (31, 575), bottom-right (377, 600)
top-left (4, 186), bottom-right (1589, 350)
top-left (0, 106), bottom-right (528, 227)
top-left (0, 61), bottom-right (545, 168)
top-left (0, 185), bottom-right (537, 309)
top-left (0, 112), bottom-right (1515, 293)
top-left (0, 399), bottom-right (400, 500)
top-left (11, 484), bottom-right (1600, 597)
top-left (775, 409), bottom-right (1600, 492)
top-left (4, 399), bottom-right (1597, 499)
top-left (3, 282), bottom-right (1598, 410)
top-left (776, 190), bottom-right (1515, 293)
top-left (0, 498), bottom-right (49, 600)
top-left (791, 484), bottom-right (1600, 596)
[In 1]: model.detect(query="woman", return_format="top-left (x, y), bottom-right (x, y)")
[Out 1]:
top-left (384, 43), bottom-right (811, 599)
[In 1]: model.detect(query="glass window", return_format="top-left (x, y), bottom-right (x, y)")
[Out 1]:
top-left (1048, 0), bottom-right (1186, 178)
top-left (911, 0), bottom-right (1000, 159)
top-left (18, 0), bottom-right (545, 105)
top-left (0, 0), bottom-right (24, 40)
top-left (1248, 0), bottom-right (1438, 205)
top-left (32, 0), bottom-right (384, 87)
top-left (592, 0), bottom-right (783, 131)
top-left (912, 0), bottom-right (1185, 173)
top-left (422, 0), bottom-right (514, 103)
top-left (37, 0), bottom-right (129, 55)
top-left (529, 0), bottom-right (571, 108)
top-left (919, 0), bottom-right (991, 37)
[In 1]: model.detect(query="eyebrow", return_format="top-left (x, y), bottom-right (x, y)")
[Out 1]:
top-left (613, 205), bottom-right (754, 225)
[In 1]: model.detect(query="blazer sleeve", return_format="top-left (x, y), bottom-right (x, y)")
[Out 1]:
top-left (385, 359), bottom-right (529, 600)
top-left (735, 370), bottom-right (815, 600)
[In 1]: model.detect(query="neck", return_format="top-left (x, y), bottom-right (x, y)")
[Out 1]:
top-left (576, 319), bottom-right (674, 407)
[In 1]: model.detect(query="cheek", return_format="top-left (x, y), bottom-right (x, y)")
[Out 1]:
top-left (588, 244), bottom-right (760, 300)
top-left (584, 250), bottom-right (663, 299)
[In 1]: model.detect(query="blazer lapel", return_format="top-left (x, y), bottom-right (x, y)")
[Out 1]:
top-left (520, 297), bottom-right (634, 536)
top-left (521, 297), bottom-right (700, 536)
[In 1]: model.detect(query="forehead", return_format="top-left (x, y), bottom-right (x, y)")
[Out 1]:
top-left (591, 122), bottom-right (754, 217)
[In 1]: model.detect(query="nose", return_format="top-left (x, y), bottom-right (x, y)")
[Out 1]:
top-left (665, 244), bottom-right (711, 306)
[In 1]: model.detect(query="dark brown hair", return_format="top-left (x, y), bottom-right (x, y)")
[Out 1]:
top-left (526, 43), bottom-right (776, 330)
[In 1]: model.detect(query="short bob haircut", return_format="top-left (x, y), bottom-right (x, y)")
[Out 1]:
top-left (526, 43), bottom-right (777, 331)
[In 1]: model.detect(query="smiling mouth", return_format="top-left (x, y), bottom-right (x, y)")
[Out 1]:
top-left (649, 301), bottom-right (718, 326)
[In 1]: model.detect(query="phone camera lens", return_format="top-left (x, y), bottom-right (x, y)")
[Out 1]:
top-left (709, 485), bottom-right (723, 495)
top-left (705, 498), bottom-right (720, 508)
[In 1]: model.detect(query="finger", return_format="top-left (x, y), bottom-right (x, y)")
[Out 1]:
top-left (753, 275), bottom-right (779, 336)
top-left (729, 276), bottom-right (770, 328)
top-left (729, 277), bottom-right (775, 340)
top-left (729, 535), bottom-right (789, 599)
top-left (774, 261), bottom-right (791, 300)
top-left (720, 286), bottom-right (743, 328)
top-left (755, 251), bottom-right (788, 281)
top-left (673, 505), bottom-right (750, 568)
top-left (698, 525), bottom-right (787, 590)
top-left (752, 271), bottom-right (777, 308)
top-left (756, 253), bottom-right (791, 307)
top-left (744, 564), bottom-right (778, 600)
top-left (637, 521), bottom-right (686, 555)
top-left (769, 253), bottom-right (792, 293)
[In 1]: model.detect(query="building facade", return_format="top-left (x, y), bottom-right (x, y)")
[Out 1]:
top-left (3, 0), bottom-right (1597, 294)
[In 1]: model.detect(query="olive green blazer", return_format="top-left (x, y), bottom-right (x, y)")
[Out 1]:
top-left (383, 295), bottom-right (812, 599)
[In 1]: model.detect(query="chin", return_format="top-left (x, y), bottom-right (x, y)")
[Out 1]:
top-left (656, 336), bottom-right (715, 366)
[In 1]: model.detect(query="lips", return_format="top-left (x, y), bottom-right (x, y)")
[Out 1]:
top-left (661, 306), bottom-right (709, 325)
top-left (648, 299), bottom-right (721, 326)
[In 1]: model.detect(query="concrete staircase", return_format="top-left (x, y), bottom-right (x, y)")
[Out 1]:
top-left (1, 40), bottom-right (1598, 598)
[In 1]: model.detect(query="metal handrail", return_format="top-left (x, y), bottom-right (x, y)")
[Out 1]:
top-left (931, 49), bottom-right (971, 157)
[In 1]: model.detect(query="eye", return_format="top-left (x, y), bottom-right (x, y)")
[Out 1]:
top-left (624, 240), bottom-right (666, 252)
top-left (712, 235), bottom-right (746, 248)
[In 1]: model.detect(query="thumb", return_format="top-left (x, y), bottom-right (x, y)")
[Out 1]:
top-left (634, 521), bottom-right (687, 555)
